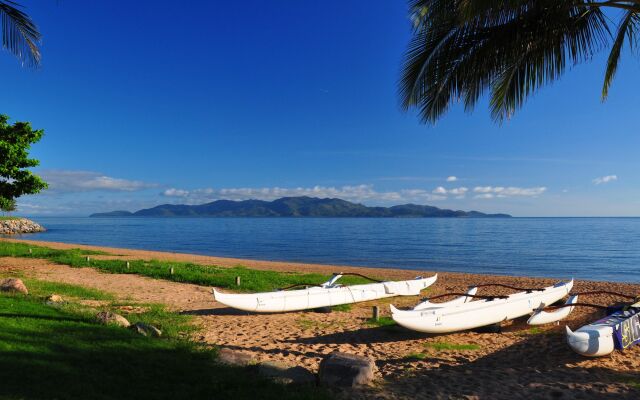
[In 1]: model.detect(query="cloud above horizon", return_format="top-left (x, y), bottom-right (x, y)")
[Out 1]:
top-left (446, 176), bottom-right (458, 182)
top-left (162, 184), bottom-right (446, 204)
top-left (162, 183), bottom-right (546, 204)
top-left (593, 175), bottom-right (618, 185)
top-left (40, 170), bottom-right (158, 192)
top-left (473, 186), bottom-right (547, 199)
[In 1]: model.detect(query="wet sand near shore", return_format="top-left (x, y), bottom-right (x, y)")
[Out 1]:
top-left (1, 238), bottom-right (639, 399)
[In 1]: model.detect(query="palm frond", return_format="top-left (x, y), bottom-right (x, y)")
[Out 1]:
top-left (602, 10), bottom-right (638, 99)
top-left (401, 0), bottom-right (639, 123)
top-left (0, 0), bottom-right (41, 67)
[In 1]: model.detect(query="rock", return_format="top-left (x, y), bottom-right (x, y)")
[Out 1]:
top-left (217, 348), bottom-right (255, 366)
top-left (0, 278), bottom-right (28, 294)
top-left (318, 352), bottom-right (376, 387)
top-left (313, 306), bottom-right (333, 313)
top-left (0, 218), bottom-right (46, 235)
top-left (95, 311), bottom-right (130, 327)
top-left (46, 294), bottom-right (64, 304)
top-left (130, 322), bottom-right (162, 337)
top-left (257, 361), bottom-right (316, 385)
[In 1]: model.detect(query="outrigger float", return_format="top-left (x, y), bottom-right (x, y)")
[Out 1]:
top-left (390, 280), bottom-right (573, 333)
top-left (213, 273), bottom-right (437, 313)
top-left (527, 291), bottom-right (640, 357)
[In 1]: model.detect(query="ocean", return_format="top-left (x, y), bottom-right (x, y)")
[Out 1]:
top-left (13, 217), bottom-right (640, 283)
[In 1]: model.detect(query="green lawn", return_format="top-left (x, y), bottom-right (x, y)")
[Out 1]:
top-left (0, 241), bottom-right (374, 292)
top-left (0, 216), bottom-right (20, 221)
top-left (0, 281), bottom-right (328, 400)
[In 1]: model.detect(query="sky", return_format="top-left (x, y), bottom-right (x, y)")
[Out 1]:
top-left (1, 0), bottom-right (639, 217)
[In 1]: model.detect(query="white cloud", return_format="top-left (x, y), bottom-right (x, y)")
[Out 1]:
top-left (40, 170), bottom-right (157, 192)
top-left (446, 176), bottom-right (458, 182)
top-left (432, 186), bottom-right (468, 197)
top-left (449, 187), bottom-right (468, 196)
top-left (593, 175), bottom-right (617, 185)
top-left (161, 184), bottom-right (449, 205)
top-left (472, 186), bottom-right (547, 198)
top-left (432, 186), bottom-right (448, 195)
top-left (162, 183), bottom-right (547, 204)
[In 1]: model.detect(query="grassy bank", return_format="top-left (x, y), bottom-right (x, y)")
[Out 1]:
top-left (0, 241), bottom-right (373, 292)
top-left (0, 278), bottom-right (327, 400)
top-left (0, 216), bottom-right (20, 221)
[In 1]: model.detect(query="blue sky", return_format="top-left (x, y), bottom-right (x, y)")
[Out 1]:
top-left (2, 0), bottom-right (638, 217)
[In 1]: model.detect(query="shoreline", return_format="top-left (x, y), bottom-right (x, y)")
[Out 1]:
top-left (0, 237), bottom-right (632, 287)
top-left (0, 236), bottom-right (623, 285)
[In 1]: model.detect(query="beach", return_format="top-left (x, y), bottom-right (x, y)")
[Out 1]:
top-left (2, 237), bottom-right (639, 399)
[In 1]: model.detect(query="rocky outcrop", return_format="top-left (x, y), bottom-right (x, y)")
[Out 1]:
top-left (0, 218), bottom-right (45, 235)
top-left (318, 352), bottom-right (376, 387)
top-left (0, 278), bottom-right (29, 294)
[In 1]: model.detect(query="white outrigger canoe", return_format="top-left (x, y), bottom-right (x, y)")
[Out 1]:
top-left (566, 303), bottom-right (640, 357)
top-left (213, 274), bottom-right (437, 313)
top-left (390, 280), bottom-right (573, 333)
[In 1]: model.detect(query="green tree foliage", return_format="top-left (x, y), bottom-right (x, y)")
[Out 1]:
top-left (0, 115), bottom-right (47, 212)
top-left (0, 1), bottom-right (41, 66)
top-left (0, 197), bottom-right (17, 213)
top-left (400, 0), bottom-right (640, 123)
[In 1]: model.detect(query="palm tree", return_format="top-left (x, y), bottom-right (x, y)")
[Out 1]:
top-left (400, 0), bottom-right (640, 123)
top-left (0, 0), bottom-right (40, 66)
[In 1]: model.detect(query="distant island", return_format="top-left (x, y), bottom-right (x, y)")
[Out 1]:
top-left (90, 196), bottom-right (511, 218)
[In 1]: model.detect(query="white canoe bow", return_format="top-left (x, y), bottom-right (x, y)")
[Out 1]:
top-left (390, 280), bottom-right (573, 334)
top-left (213, 274), bottom-right (437, 313)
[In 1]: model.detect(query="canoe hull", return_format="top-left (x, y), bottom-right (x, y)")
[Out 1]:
top-left (391, 280), bottom-right (573, 333)
top-left (213, 275), bottom-right (437, 313)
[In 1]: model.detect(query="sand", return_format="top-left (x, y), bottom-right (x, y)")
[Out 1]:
top-left (1, 237), bottom-right (639, 399)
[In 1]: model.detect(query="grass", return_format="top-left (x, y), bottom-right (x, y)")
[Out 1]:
top-left (619, 376), bottom-right (640, 389)
top-left (330, 304), bottom-right (352, 312)
top-left (404, 352), bottom-right (428, 360)
top-left (296, 317), bottom-right (335, 330)
top-left (424, 342), bottom-right (481, 351)
top-left (0, 281), bottom-right (328, 400)
top-left (513, 327), bottom-right (561, 337)
top-left (22, 278), bottom-right (116, 301)
top-left (0, 216), bottom-right (20, 221)
top-left (365, 316), bottom-right (396, 327)
top-left (0, 241), bottom-right (375, 293)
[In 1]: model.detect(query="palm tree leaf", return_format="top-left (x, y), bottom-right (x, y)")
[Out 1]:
top-left (400, 0), bottom-right (612, 123)
top-left (602, 10), bottom-right (638, 100)
top-left (0, 0), bottom-right (41, 67)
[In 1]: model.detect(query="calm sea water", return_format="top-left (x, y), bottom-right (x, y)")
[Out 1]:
top-left (10, 217), bottom-right (640, 283)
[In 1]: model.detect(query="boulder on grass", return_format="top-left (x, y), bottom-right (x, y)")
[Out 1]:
top-left (96, 311), bottom-right (130, 327)
top-left (318, 352), bottom-right (375, 387)
top-left (0, 278), bottom-right (28, 294)
top-left (217, 348), bottom-right (255, 366)
top-left (131, 322), bottom-right (162, 337)
top-left (257, 361), bottom-right (316, 385)
top-left (46, 294), bottom-right (64, 304)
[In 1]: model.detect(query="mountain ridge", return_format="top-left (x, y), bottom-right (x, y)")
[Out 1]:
top-left (90, 196), bottom-right (511, 218)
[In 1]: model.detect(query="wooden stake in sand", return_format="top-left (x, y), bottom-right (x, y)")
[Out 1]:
top-left (235, 276), bottom-right (241, 286)
top-left (372, 306), bottom-right (380, 321)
